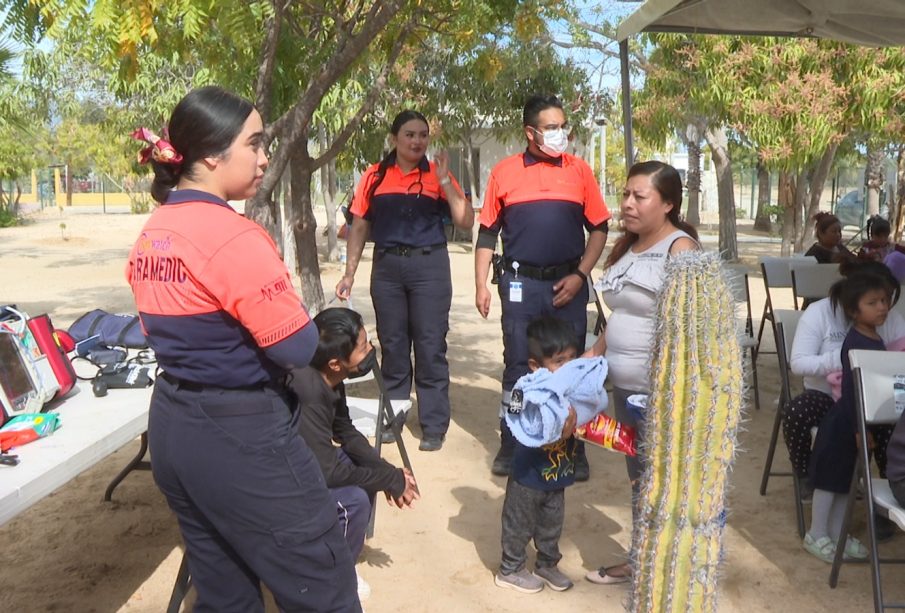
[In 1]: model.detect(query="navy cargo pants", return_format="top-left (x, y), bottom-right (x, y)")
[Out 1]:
top-left (148, 375), bottom-right (360, 613)
top-left (497, 271), bottom-right (588, 452)
top-left (498, 270), bottom-right (588, 399)
top-left (370, 245), bottom-right (452, 437)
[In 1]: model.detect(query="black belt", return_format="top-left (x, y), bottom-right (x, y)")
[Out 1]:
top-left (160, 371), bottom-right (286, 393)
top-left (505, 258), bottom-right (580, 281)
top-left (380, 243), bottom-right (446, 257)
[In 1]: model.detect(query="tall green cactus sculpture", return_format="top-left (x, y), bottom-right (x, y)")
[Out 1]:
top-left (630, 251), bottom-right (745, 613)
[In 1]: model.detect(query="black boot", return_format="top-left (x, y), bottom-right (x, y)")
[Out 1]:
top-left (492, 418), bottom-right (515, 476)
top-left (573, 440), bottom-right (590, 482)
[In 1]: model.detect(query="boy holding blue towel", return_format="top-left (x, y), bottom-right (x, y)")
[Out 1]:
top-left (495, 316), bottom-right (609, 593)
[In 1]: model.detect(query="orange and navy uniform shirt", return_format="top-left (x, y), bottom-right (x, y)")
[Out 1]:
top-left (350, 154), bottom-right (464, 248)
top-left (477, 150), bottom-right (610, 267)
top-left (126, 189), bottom-right (311, 387)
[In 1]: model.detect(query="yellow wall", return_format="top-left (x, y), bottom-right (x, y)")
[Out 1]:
top-left (19, 169), bottom-right (135, 207)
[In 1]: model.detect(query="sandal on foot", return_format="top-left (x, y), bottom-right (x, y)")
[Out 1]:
top-left (803, 533), bottom-right (835, 563)
top-left (585, 564), bottom-right (631, 585)
top-left (843, 536), bottom-right (869, 560)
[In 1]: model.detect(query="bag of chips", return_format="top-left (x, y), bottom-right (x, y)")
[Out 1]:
top-left (575, 412), bottom-right (636, 457)
top-left (0, 413), bottom-right (61, 453)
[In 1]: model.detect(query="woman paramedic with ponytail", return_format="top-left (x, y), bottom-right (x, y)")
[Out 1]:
top-left (127, 86), bottom-right (359, 612)
top-left (336, 110), bottom-right (474, 452)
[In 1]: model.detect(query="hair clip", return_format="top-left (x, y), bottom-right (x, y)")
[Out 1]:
top-left (131, 127), bottom-right (183, 166)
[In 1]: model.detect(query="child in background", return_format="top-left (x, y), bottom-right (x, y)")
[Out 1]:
top-left (495, 316), bottom-right (581, 594)
top-left (858, 216), bottom-right (893, 262)
top-left (805, 273), bottom-right (891, 563)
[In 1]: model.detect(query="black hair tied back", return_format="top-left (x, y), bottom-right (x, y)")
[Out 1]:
top-left (151, 86), bottom-right (255, 203)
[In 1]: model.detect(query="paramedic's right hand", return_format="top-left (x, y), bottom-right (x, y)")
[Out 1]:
top-left (335, 274), bottom-right (354, 300)
top-left (476, 285), bottom-right (491, 318)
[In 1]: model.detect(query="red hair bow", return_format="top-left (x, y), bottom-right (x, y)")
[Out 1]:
top-left (131, 127), bottom-right (184, 165)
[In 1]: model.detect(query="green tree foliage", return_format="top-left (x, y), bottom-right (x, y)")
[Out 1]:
top-left (399, 32), bottom-right (591, 200)
top-left (2, 0), bottom-right (556, 309)
top-left (0, 39), bottom-right (35, 224)
top-left (636, 34), bottom-right (905, 255)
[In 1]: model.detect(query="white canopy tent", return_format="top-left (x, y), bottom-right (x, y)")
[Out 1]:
top-left (615, 0), bottom-right (905, 170)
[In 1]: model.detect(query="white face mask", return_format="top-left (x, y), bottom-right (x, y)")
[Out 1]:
top-left (533, 127), bottom-right (568, 157)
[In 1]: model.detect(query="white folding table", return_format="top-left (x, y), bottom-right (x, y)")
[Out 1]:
top-left (0, 383), bottom-right (152, 526)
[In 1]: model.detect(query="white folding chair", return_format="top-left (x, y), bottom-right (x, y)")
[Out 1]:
top-left (829, 350), bottom-right (905, 610)
top-left (759, 309), bottom-right (806, 537)
top-left (791, 262), bottom-right (842, 309)
top-left (756, 255), bottom-right (817, 352)
top-left (726, 264), bottom-right (760, 410)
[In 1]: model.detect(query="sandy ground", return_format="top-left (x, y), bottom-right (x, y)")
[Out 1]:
top-left (1, 206), bottom-right (903, 612)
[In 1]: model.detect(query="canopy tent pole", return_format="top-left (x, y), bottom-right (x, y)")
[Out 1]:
top-left (620, 39), bottom-right (634, 174)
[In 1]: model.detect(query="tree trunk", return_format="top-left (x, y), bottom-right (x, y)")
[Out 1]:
top-left (280, 166), bottom-right (295, 271)
top-left (866, 143), bottom-right (884, 217)
top-left (779, 171), bottom-right (796, 256)
top-left (328, 157), bottom-right (338, 240)
top-left (235, 1), bottom-right (410, 311)
top-left (254, 0), bottom-right (284, 123)
top-left (684, 123), bottom-right (702, 227)
top-left (246, 190), bottom-right (279, 243)
top-left (799, 142), bottom-right (839, 250)
top-left (462, 129), bottom-right (481, 202)
top-left (895, 147), bottom-right (905, 242)
top-left (703, 125), bottom-right (737, 260)
top-left (289, 145), bottom-right (326, 314)
top-left (13, 181), bottom-right (21, 216)
top-left (754, 156), bottom-right (771, 232)
top-left (792, 170), bottom-right (810, 253)
top-left (318, 122), bottom-right (340, 262)
top-left (272, 173), bottom-right (284, 257)
top-left (65, 166), bottom-right (73, 207)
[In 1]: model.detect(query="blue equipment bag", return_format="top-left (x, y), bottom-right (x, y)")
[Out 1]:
top-left (68, 309), bottom-right (148, 349)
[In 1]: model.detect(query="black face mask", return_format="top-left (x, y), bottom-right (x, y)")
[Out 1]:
top-left (346, 347), bottom-right (377, 379)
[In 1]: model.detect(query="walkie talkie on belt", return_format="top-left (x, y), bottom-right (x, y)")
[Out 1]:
top-left (491, 253), bottom-right (504, 285)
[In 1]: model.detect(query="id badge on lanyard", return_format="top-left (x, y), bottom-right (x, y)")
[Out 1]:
top-left (509, 261), bottom-right (522, 303)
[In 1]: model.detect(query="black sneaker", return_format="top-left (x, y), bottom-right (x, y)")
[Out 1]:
top-left (573, 442), bottom-right (590, 482)
top-left (380, 429), bottom-right (396, 445)
top-left (492, 447), bottom-right (513, 476)
top-left (492, 417), bottom-right (516, 476)
top-left (419, 433), bottom-right (445, 451)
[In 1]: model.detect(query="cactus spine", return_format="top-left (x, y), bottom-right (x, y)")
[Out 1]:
top-left (630, 251), bottom-right (745, 613)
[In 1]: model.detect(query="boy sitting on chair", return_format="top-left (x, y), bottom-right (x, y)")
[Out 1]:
top-left (292, 308), bottom-right (419, 568)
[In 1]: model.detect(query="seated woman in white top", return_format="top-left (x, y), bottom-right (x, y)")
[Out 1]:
top-left (787, 260), bottom-right (905, 488)
top-left (584, 161), bottom-right (698, 585)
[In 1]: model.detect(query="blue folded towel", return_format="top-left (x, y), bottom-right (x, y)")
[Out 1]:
top-left (505, 357), bottom-right (608, 447)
